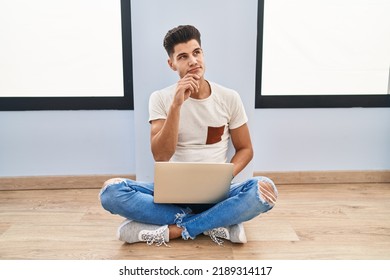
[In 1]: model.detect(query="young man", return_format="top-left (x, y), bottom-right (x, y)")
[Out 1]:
top-left (100, 25), bottom-right (278, 246)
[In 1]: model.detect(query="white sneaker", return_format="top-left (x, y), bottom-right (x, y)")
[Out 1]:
top-left (117, 219), bottom-right (169, 246)
top-left (204, 223), bottom-right (247, 245)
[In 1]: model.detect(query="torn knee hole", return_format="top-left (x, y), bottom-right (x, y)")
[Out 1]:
top-left (258, 182), bottom-right (277, 205)
top-left (103, 178), bottom-right (125, 188)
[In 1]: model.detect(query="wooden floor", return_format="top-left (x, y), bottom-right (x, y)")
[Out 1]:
top-left (1, 183), bottom-right (390, 260)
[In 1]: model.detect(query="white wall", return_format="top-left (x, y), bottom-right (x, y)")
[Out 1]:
top-left (0, 110), bottom-right (135, 177)
top-left (253, 108), bottom-right (390, 171)
top-left (0, 0), bottom-right (389, 178)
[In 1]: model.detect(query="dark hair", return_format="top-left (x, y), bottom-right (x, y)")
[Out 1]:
top-left (163, 25), bottom-right (201, 57)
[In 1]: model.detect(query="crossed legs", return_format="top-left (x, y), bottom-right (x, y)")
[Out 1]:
top-left (100, 176), bottom-right (278, 242)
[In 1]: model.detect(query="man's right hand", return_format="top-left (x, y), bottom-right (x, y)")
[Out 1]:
top-left (173, 74), bottom-right (200, 106)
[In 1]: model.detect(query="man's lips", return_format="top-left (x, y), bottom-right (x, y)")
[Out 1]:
top-left (188, 67), bottom-right (201, 74)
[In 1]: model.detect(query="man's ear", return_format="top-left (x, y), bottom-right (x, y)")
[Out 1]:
top-left (168, 58), bottom-right (177, 71)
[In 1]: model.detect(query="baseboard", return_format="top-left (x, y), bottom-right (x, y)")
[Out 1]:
top-left (1, 170), bottom-right (389, 191)
top-left (255, 170), bottom-right (390, 185)
top-left (0, 174), bottom-right (136, 191)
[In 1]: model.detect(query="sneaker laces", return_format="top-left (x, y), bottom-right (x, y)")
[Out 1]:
top-left (205, 227), bottom-right (228, 246)
top-left (140, 226), bottom-right (169, 247)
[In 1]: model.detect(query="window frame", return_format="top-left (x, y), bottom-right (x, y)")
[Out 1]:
top-left (255, 0), bottom-right (390, 109)
top-left (0, 0), bottom-right (133, 111)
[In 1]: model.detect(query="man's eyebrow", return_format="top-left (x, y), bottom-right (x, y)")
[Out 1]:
top-left (176, 52), bottom-right (187, 58)
top-left (192, 47), bottom-right (204, 55)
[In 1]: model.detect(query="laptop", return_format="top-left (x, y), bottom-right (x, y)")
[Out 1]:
top-left (153, 162), bottom-right (234, 204)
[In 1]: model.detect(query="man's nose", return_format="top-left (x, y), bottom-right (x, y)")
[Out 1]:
top-left (189, 55), bottom-right (197, 65)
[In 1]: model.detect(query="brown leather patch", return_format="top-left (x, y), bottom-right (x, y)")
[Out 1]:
top-left (206, 125), bottom-right (225, 144)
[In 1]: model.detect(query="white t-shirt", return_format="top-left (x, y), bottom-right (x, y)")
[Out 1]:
top-left (149, 81), bottom-right (248, 163)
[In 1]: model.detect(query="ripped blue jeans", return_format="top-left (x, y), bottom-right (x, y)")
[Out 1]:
top-left (99, 176), bottom-right (277, 240)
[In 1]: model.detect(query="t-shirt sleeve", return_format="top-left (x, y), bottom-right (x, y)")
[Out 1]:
top-left (148, 90), bottom-right (168, 123)
top-left (228, 91), bottom-right (248, 129)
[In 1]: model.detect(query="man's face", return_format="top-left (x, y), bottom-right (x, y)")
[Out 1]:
top-left (168, 39), bottom-right (205, 79)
